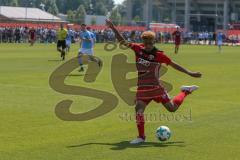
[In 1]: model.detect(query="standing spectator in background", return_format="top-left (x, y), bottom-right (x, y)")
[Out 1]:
top-left (187, 32), bottom-right (192, 44)
top-left (23, 27), bottom-right (28, 43)
top-left (129, 31), bottom-right (137, 42)
top-left (183, 32), bottom-right (188, 44)
top-left (2, 28), bottom-right (7, 42)
top-left (7, 28), bottom-right (13, 43)
top-left (0, 28), bottom-right (3, 43)
top-left (217, 31), bottom-right (224, 53)
top-left (198, 32), bottom-right (203, 44)
top-left (208, 32), bottom-right (213, 45)
top-left (233, 35), bottom-right (238, 46)
top-left (158, 32), bottom-right (163, 43)
top-left (213, 32), bottom-right (217, 45)
top-left (203, 32), bottom-right (208, 45)
top-left (15, 28), bottom-right (21, 43)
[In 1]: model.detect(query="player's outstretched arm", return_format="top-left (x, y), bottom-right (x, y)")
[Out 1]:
top-left (106, 19), bottom-right (128, 46)
top-left (169, 61), bottom-right (202, 78)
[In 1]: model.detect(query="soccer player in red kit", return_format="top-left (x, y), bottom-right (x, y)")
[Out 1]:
top-left (106, 19), bottom-right (202, 144)
top-left (29, 27), bottom-right (36, 46)
top-left (172, 27), bottom-right (181, 54)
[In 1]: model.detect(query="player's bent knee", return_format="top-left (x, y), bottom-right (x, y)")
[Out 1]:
top-left (167, 107), bottom-right (177, 113)
top-left (135, 106), bottom-right (144, 114)
top-left (135, 101), bottom-right (147, 113)
top-left (78, 53), bottom-right (83, 58)
top-left (163, 102), bottom-right (178, 112)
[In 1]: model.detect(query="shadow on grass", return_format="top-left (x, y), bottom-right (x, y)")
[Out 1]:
top-left (67, 73), bottom-right (100, 77)
top-left (48, 60), bottom-right (63, 62)
top-left (67, 73), bottom-right (99, 77)
top-left (67, 141), bottom-right (185, 150)
top-left (67, 74), bottom-right (85, 77)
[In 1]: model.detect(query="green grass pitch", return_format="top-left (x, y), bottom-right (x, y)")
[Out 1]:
top-left (0, 43), bottom-right (240, 160)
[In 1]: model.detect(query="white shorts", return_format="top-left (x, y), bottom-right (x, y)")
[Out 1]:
top-left (217, 41), bottom-right (223, 46)
top-left (66, 40), bottom-right (71, 47)
top-left (79, 48), bottom-right (94, 55)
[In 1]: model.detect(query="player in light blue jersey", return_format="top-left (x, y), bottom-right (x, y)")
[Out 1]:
top-left (87, 27), bottom-right (96, 46)
top-left (66, 26), bottom-right (73, 53)
top-left (217, 31), bottom-right (224, 53)
top-left (78, 24), bottom-right (102, 72)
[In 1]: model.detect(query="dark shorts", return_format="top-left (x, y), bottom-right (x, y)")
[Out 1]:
top-left (57, 40), bottom-right (66, 49)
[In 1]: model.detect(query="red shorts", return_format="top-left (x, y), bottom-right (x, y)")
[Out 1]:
top-left (175, 41), bottom-right (181, 46)
top-left (136, 86), bottom-right (171, 105)
top-left (30, 34), bottom-right (35, 40)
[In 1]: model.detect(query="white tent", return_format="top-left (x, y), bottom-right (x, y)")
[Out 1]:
top-left (0, 6), bottom-right (65, 22)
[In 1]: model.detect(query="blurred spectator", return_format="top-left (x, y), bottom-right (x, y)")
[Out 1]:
top-left (0, 26), bottom-right (238, 45)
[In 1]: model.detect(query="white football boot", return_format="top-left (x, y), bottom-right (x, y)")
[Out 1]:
top-left (181, 85), bottom-right (199, 93)
top-left (130, 137), bottom-right (145, 144)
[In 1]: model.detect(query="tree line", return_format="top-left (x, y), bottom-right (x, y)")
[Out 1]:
top-left (0, 0), bottom-right (168, 25)
top-left (1, 0), bottom-right (125, 24)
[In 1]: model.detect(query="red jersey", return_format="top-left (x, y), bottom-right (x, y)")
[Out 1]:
top-left (29, 29), bottom-right (36, 39)
top-left (172, 31), bottom-right (181, 44)
top-left (129, 43), bottom-right (172, 87)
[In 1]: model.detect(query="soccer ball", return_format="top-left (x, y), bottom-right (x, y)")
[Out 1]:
top-left (156, 126), bottom-right (171, 141)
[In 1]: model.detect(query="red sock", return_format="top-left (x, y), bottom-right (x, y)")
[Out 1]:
top-left (136, 113), bottom-right (145, 139)
top-left (173, 91), bottom-right (189, 106)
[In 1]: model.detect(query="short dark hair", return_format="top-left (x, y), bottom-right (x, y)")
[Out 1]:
top-left (81, 23), bottom-right (86, 27)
